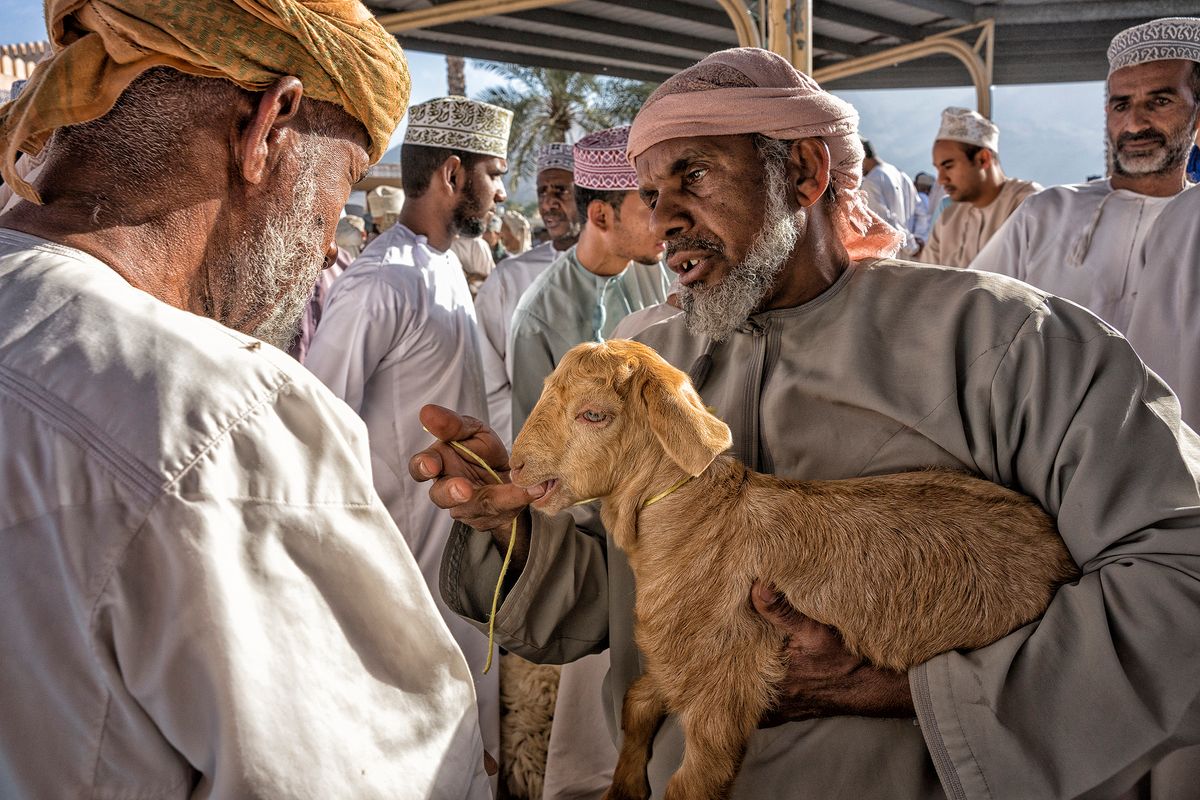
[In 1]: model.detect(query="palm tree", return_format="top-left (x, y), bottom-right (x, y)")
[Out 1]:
top-left (475, 63), bottom-right (657, 190)
top-left (446, 55), bottom-right (466, 96)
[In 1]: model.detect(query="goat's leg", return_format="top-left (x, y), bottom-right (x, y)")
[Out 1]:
top-left (604, 674), bottom-right (666, 800)
top-left (661, 684), bottom-right (762, 800)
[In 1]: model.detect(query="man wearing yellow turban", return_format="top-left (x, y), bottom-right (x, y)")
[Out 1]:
top-left (0, 1), bottom-right (491, 797)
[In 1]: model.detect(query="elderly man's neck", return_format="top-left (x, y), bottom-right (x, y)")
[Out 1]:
top-left (0, 182), bottom-right (219, 312)
top-left (767, 244), bottom-right (850, 311)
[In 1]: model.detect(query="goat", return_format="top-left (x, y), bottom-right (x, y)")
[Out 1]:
top-left (509, 339), bottom-right (1078, 800)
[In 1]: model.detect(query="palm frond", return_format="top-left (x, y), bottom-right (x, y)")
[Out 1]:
top-left (473, 63), bottom-right (658, 191)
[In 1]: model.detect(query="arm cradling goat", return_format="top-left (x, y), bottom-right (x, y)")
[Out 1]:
top-left (509, 339), bottom-right (1079, 800)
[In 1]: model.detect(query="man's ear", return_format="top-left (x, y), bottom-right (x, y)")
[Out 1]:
top-left (441, 155), bottom-right (465, 196)
top-left (586, 198), bottom-right (612, 232)
top-left (788, 138), bottom-right (832, 209)
top-left (237, 77), bottom-right (304, 186)
top-left (975, 148), bottom-right (993, 169)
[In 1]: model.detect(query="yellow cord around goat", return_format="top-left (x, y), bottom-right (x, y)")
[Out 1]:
top-left (448, 440), bottom-right (513, 674)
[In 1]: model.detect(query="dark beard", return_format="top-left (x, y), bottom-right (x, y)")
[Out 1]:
top-left (453, 176), bottom-right (486, 236)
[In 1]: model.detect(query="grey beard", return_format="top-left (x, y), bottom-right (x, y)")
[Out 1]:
top-left (223, 154), bottom-right (324, 350)
top-left (678, 158), bottom-right (798, 342)
top-left (1109, 111), bottom-right (1199, 177)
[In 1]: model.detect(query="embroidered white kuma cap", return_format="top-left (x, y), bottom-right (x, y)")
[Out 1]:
top-left (935, 107), bottom-right (1000, 152)
top-left (1108, 17), bottom-right (1200, 76)
top-left (404, 96), bottom-right (513, 158)
top-left (536, 142), bottom-right (575, 174)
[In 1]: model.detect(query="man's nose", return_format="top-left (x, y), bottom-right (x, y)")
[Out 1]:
top-left (651, 195), bottom-right (688, 241)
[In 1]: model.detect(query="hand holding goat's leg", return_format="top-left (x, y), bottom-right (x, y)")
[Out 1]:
top-left (606, 676), bottom-right (666, 800)
top-left (751, 584), bottom-right (914, 724)
top-left (409, 404), bottom-right (544, 560)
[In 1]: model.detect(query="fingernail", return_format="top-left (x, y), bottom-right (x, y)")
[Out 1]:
top-left (421, 424), bottom-right (430, 434)
top-left (451, 486), bottom-right (467, 502)
top-left (415, 457), bottom-right (431, 478)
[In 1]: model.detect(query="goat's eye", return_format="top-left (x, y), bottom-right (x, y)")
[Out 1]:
top-left (578, 409), bottom-right (608, 424)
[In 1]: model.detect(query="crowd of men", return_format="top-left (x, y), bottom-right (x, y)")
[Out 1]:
top-left (1, 0), bottom-right (1199, 797)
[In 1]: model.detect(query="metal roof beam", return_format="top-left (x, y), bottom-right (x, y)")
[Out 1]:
top-left (378, 0), bottom-right (569, 31)
top-left (391, 35), bottom-right (674, 81)
top-left (989, 1), bottom-right (1200, 24)
top-left (813, 33), bottom-right (882, 58)
top-left (995, 20), bottom-right (1142, 42)
top-left (887, 0), bottom-right (974, 22)
top-left (817, 2), bottom-right (928, 42)
top-left (594, 0), bottom-right (735, 30)
top-left (421, 20), bottom-right (696, 69)
top-left (506, 7), bottom-right (733, 54)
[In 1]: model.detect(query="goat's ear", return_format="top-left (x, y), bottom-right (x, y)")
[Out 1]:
top-left (640, 365), bottom-right (732, 476)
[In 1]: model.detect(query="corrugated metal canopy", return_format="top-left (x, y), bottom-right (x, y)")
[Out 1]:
top-left (371, 0), bottom-right (1198, 89)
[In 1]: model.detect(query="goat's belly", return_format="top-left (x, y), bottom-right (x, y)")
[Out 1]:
top-left (632, 574), bottom-right (782, 711)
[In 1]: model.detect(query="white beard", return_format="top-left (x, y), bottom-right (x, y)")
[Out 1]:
top-left (222, 152), bottom-right (325, 350)
top-left (679, 156), bottom-right (798, 342)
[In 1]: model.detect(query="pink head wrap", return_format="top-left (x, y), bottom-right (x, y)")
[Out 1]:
top-left (627, 47), bottom-right (902, 260)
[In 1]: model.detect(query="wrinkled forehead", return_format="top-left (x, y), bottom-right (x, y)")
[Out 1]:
top-left (537, 168), bottom-right (575, 189)
top-left (1107, 58), bottom-right (1197, 97)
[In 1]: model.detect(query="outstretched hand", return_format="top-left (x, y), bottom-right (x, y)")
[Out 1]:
top-left (751, 583), bottom-right (914, 726)
top-left (408, 404), bottom-right (544, 549)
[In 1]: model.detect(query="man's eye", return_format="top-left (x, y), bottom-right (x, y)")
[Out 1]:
top-left (579, 410), bottom-right (607, 423)
top-left (685, 168), bottom-right (708, 183)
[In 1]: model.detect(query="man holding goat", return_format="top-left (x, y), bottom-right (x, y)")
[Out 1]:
top-left (413, 46), bottom-right (1200, 799)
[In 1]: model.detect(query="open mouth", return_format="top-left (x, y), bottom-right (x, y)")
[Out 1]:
top-left (669, 251), bottom-right (716, 287)
top-left (676, 256), bottom-right (712, 286)
top-left (529, 478), bottom-right (561, 507)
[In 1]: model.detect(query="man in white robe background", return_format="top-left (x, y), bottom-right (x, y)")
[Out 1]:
top-left (305, 95), bottom-right (512, 778)
top-left (860, 137), bottom-right (920, 257)
top-left (1128, 184), bottom-right (1200, 426)
top-left (0, 0), bottom-right (492, 796)
top-left (972, 17), bottom-right (1199, 337)
top-left (509, 125), bottom-right (670, 436)
top-left (475, 142), bottom-right (580, 448)
top-left (918, 107), bottom-right (1040, 268)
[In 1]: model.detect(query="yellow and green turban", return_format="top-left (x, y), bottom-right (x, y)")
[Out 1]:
top-left (0, 0), bottom-right (410, 203)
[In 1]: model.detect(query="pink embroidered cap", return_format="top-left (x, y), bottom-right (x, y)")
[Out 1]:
top-left (574, 126), bottom-right (638, 191)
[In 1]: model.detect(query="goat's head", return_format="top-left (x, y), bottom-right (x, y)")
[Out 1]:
top-left (510, 339), bottom-right (732, 515)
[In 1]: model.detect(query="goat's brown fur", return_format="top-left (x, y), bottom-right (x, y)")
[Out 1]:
top-left (510, 340), bottom-right (1078, 800)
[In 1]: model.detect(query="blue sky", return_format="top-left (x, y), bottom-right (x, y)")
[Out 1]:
top-left (2, 3), bottom-right (1106, 188)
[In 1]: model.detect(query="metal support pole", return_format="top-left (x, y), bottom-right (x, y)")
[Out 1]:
top-left (793, 0), bottom-right (813, 75)
top-left (813, 20), bottom-right (994, 117)
top-left (714, 0), bottom-right (762, 48)
top-left (377, 0), bottom-right (571, 32)
top-left (768, 0), bottom-right (790, 60)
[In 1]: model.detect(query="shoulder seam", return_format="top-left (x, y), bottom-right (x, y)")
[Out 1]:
top-left (0, 365), bottom-right (159, 505)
